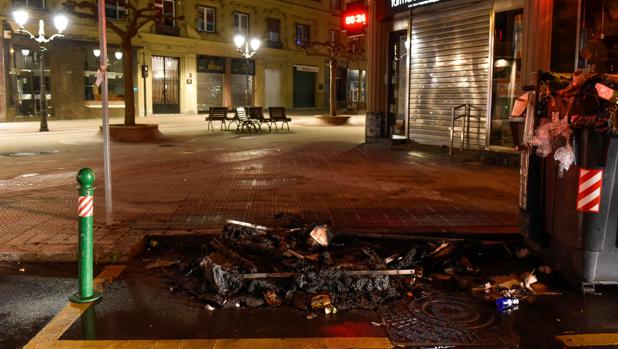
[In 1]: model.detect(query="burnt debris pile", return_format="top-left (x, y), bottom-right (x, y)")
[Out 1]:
top-left (157, 217), bottom-right (550, 315)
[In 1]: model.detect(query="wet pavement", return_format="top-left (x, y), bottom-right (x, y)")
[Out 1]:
top-left (12, 235), bottom-right (612, 349)
top-left (60, 235), bottom-right (386, 341)
top-left (61, 274), bottom-right (385, 340)
top-left (0, 262), bottom-right (87, 348)
top-left (512, 285), bottom-right (618, 348)
top-left (0, 115), bottom-right (519, 263)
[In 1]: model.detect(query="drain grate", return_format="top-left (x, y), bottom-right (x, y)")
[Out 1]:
top-left (378, 294), bottom-right (517, 348)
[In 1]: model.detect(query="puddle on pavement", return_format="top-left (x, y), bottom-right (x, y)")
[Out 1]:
top-left (216, 149), bottom-right (278, 163)
top-left (0, 151), bottom-right (54, 157)
top-left (15, 173), bottom-right (39, 178)
top-left (58, 234), bottom-right (618, 348)
top-left (60, 235), bottom-right (384, 340)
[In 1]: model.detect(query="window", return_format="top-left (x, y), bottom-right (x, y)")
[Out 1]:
top-left (197, 6), bottom-right (216, 33)
top-left (161, 0), bottom-right (175, 27)
top-left (489, 9), bottom-right (523, 146)
top-left (12, 0), bottom-right (44, 9)
top-left (330, 30), bottom-right (340, 46)
top-left (295, 23), bottom-right (310, 45)
top-left (350, 38), bottom-right (360, 53)
top-left (8, 46), bottom-right (50, 117)
top-left (577, 0), bottom-right (618, 73)
top-left (105, 0), bottom-right (126, 20)
top-left (234, 12), bottom-right (249, 35)
top-left (267, 18), bottom-right (280, 42)
top-left (84, 47), bottom-right (124, 102)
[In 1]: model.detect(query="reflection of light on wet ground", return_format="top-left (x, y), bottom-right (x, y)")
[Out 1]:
top-left (16, 173), bottom-right (39, 178)
top-left (216, 149), bottom-right (277, 163)
top-left (408, 151), bottom-right (426, 159)
top-left (1, 151), bottom-right (56, 157)
top-left (0, 171), bottom-right (74, 193)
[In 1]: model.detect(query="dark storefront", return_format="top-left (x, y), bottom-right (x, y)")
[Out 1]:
top-left (2, 33), bottom-right (126, 122)
top-left (568, 0), bottom-right (618, 75)
top-left (293, 65), bottom-right (317, 108)
top-left (195, 55), bottom-right (254, 110)
top-left (8, 39), bottom-right (50, 119)
top-left (231, 58), bottom-right (255, 107)
top-left (383, 0), bottom-right (526, 149)
top-left (196, 55), bottom-right (225, 111)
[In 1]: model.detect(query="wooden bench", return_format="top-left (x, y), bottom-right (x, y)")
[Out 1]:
top-left (235, 107), bottom-right (259, 133)
top-left (268, 107), bottom-right (291, 131)
top-left (205, 107), bottom-right (229, 131)
top-left (248, 107), bottom-right (274, 132)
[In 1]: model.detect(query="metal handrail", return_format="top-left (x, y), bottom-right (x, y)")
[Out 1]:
top-left (449, 103), bottom-right (481, 156)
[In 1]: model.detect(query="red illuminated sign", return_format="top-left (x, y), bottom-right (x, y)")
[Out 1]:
top-left (344, 13), bottom-right (367, 27)
top-left (342, 2), bottom-right (367, 37)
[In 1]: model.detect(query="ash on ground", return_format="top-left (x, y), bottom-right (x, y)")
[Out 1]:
top-left (150, 215), bottom-right (553, 316)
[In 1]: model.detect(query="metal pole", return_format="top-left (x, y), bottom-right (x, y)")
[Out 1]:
top-left (39, 47), bottom-right (48, 132)
top-left (143, 51), bottom-right (147, 117)
top-left (449, 106), bottom-right (455, 156)
top-left (98, 0), bottom-right (113, 226)
top-left (245, 55), bottom-right (250, 106)
top-left (69, 168), bottom-right (101, 303)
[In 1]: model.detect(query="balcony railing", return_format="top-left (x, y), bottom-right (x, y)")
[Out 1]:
top-left (155, 24), bottom-right (181, 37)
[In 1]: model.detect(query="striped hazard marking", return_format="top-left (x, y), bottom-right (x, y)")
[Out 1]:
top-left (78, 195), bottom-right (94, 217)
top-left (577, 168), bottom-right (604, 213)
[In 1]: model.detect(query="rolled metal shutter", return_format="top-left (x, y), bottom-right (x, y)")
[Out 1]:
top-left (408, 0), bottom-right (490, 148)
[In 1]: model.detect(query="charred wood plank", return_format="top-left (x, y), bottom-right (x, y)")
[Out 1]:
top-left (239, 269), bottom-right (415, 279)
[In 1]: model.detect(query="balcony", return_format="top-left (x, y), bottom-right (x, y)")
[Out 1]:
top-left (155, 24), bottom-right (181, 37)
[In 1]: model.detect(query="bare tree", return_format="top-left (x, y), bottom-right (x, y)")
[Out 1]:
top-left (63, 1), bottom-right (182, 126)
top-left (300, 39), bottom-right (363, 117)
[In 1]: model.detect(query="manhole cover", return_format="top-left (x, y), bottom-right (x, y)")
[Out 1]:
top-left (409, 296), bottom-right (494, 330)
top-left (378, 294), bottom-right (517, 348)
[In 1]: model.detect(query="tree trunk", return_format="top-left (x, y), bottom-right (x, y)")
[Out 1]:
top-left (329, 59), bottom-right (337, 117)
top-left (121, 39), bottom-right (136, 126)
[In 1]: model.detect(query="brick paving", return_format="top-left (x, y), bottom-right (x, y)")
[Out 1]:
top-left (0, 115), bottom-right (519, 261)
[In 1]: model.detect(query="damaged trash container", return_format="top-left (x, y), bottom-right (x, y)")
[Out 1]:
top-left (524, 122), bottom-right (618, 293)
top-left (521, 72), bottom-right (618, 292)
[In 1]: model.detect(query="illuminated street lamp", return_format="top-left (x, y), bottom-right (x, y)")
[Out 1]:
top-left (13, 9), bottom-right (69, 132)
top-left (233, 34), bottom-right (261, 106)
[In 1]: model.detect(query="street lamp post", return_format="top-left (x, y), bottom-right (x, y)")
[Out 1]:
top-left (13, 10), bottom-right (68, 132)
top-left (233, 35), bottom-right (261, 106)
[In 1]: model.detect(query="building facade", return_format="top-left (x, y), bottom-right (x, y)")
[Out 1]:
top-left (0, 0), bottom-right (367, 122)
top-left (366, 0), bottom-right (611, 150)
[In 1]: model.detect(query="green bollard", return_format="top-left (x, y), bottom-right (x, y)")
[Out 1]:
top-left (69, 168), bottom-right (102, 303)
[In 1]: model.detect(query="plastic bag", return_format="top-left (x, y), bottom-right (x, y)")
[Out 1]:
top-left (554, 144), bottom-right (575, 177)
top-left (531, 117), bottom-right (572, 157)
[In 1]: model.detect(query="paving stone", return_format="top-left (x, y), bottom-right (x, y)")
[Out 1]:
top-left (0, 115), bottom-right (519, 261)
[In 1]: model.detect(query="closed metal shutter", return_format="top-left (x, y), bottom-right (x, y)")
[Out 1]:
top-left (408, 0), bottom-right (490, 147)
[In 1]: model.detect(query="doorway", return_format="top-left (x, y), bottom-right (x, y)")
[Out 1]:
top-left (489, 8), bottom-right (524, 147)
top-left (387, 30), bottom-right (408, 140)
top-left (264, 68), bottom-right (282, 107)
top-left (293, 67), bottom-right (316, 108)
top-left (152, 56), bottom-right (180, 114)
